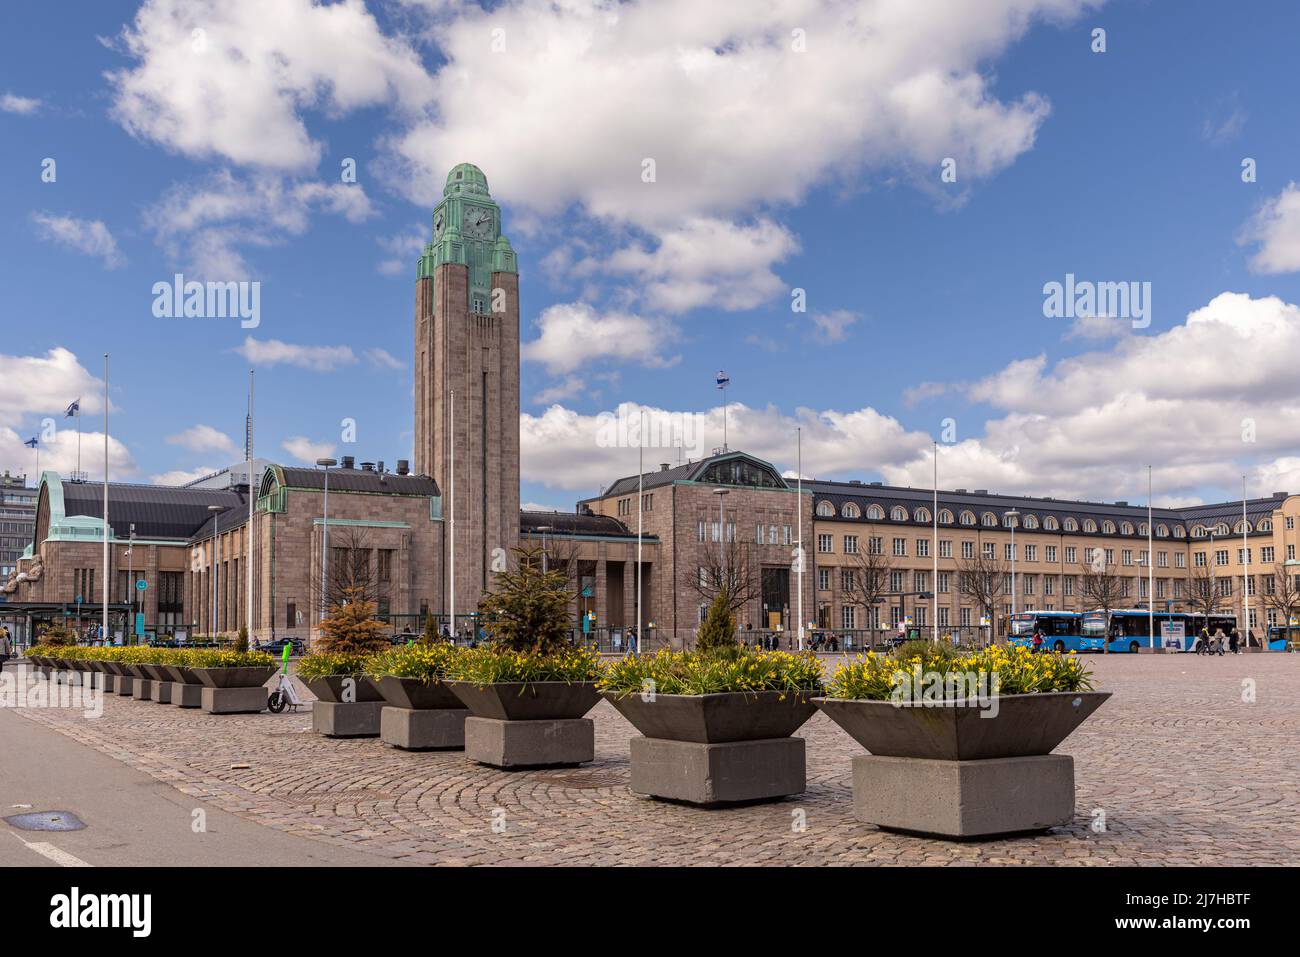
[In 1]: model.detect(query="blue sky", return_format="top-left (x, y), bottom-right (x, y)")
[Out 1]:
top-left (2, 0), bottom-right (1299, 511)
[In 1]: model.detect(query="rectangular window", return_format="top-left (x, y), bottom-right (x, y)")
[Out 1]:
top-left (916, 538), bottom-right (929, 558)
top-left (1065, 546), bottom-right (1076, 564)
top-left (1105, 548), bottom-right (1115, 565)
top-left (939, 540), bottom-right (952, 558)
top-left (890, 571), bottom-right (903, 592)
top-left (892, 538), bottom-right (906, 557)
top-left (1238, 548), bottom-right (1252, 565)
top-left (1261, 546), bottom-right (1275, 563)
top-left (841, 570), bottom-right (855, 592)
top-left (1175, 553), bottom-right (1186, 568)
top-left (982, 542), bottom-right (994, 559)
top-left (1157, 550), bottom-right (1168, 568)
top-left (1025, 544), bottom-right (1037, 562)
top-left (960, 607), bottom-right (972, 627)
top-left (1046, 545), bottom-right (1057, 564)
top-left (841, 605), bottom-right (856, 630)
top-left (818, 534), bottom-right (833, 554)
top-left (937, 572), bottom-right (950, 593)
top-left (1004, 543), bottom-right (1014, 562)
top-left (286, 600), bottom-right (298, 630)
top-left (868, 536), bottom-right (883, 555)
top-left (756, 523), bottom-right (766, 545)
top-left (783, 525), bottom-right (792, 545)
top-left (938, 606), bottom-right (950, 627)
top-left (844, 535), bottom-right (858, 555)
top-left (1215, 550), bottom-right (1228, 566)
top-left (1122, 549), bottom-right (1133, 566)
top-left (961, 541), bottom-right (974, 559)
top-left (1064, 576), bottom-right (1074, 597)
top-left (817, 568), bottom-right (830, 591)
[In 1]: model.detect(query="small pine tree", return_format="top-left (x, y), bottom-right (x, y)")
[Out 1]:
top-left (317, 586), bottom-right (389, 655)
top-left (421, 611), bottom-right (439, 645)
top-left (41, 623), bottom-right (75, 647)
top-left (234, 624), bottom-right (249, 654)
top-left (478, 544), bottom-right (573, 655)
top-left (695, 587), bottom-right (737, 655)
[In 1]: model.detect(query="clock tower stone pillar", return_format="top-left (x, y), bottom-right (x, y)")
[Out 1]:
top-left (414, 163), bottom-right (520, 621)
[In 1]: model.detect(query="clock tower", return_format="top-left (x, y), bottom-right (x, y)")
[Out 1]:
top-left (414, 163), bottom-right (520, 617)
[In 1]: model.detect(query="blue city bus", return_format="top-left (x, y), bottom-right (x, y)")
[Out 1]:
top-left (1080, 609), bottom-right (1272, 652)
top-left (1007, 611), bottom-right (1099, 652)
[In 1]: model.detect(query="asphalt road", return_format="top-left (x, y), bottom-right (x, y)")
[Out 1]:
top-left (0, 699), bottom-right (403, 868)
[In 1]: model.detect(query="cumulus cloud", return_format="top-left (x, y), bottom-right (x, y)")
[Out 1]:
top-left (150, 465), bottom-right (220, 486)
top-left (165, 424), bottom-right (239, 457)
top-left (808, 309), bottom-right (863, 343)
top-left (0, 348), bottom-right (104, 424)
top-left (365, 348), bottom-right (405, 370)
top-left (31, 213), bottom-right (125, 269)
top-left (282, 436), bottom-right (336, 464)
top-left (234, 337), bottom-right (357, 372)
top-left (1240, 183), bottom-right (1300, 275)
top-left (107, 0), bottom-right (433, 171)
top-left (0, 427), bottom-right (136, 483)
top-left (522, 302), bottom-right (680, 375)
top-left (144, 169), bottom-right (373, 279)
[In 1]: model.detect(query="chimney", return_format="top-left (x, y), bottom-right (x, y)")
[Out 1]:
top-left (360, 461), bottom-right (376, 472)
top-left (377, 460), bottom-right (385, 474)
top-left (974, 489), bottom-right (988, 495)
top-left (341, 455), bottom-right (355, 470)
top-left (659, 463), bottom-right (670, 472)
top-left (955, 488), bottom-right (967, 494)
top-left (1273, 491), bottom-right (1287, 499)
top-left (1115, 501), bottom-right (1128, 506)
top-left (397, 459), bottom-right (410, 476)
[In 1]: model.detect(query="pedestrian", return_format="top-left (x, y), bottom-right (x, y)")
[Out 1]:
top-left (1031, 629), bottom-right (1044, 654)
top-left (0, 626), bottom-right (10, 661)
top-left (627, 626), bottom-right (637, 655)
top-left (1228, 629), bottom-right (1239, 655)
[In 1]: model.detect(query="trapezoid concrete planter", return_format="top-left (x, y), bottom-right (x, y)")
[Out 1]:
top-left (374, 675), bottom-right (462, 710)
top-left (303, 675), bottom-right (384, 703)
top-left (446, 681), bottom-right (601, 768)
top-left (604, 690), bottom-right (818, 805)
top-left (812, 691), bottom-right (1111, 761)
top-left (813, 691), bottom-right (1111, 839)
top-left (192, 666), bottom-right (277, 690)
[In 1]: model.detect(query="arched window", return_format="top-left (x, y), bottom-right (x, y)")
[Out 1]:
top-left (891, 506), bottom-right (907, 522)
top-left (1155, 523), bottom-right (1169, 538)
top-left (1214, 523), bottom-right (1230, 536)
top-left (1063, 517), bottom-right (1078, 532)
top-left (867, 504), bottom-right (885, 520)
top-left (1234, 520), bottom-right (1252, 534)
top-left (1022, 514), bottom-right (1039, 530)
top-left (1043, 516), bottom-right (1059, 531)
top-left (816, 500), bottom-right (834, 518)
top-left (982, 512), bottom-right (998, 527)
top-left (1173, 525), bottom-right (1186, 538)
top-left (1191, 525), bottom-right (1207, 539)
top-left (1259, 519), bottom-right (1272, 532)
top-left (1102, 520), bottom-right (1116, 534)
top-left (1121, 522), bottom-right (1135, 536)
top-left (939, 509), bottom-right (954, 524)
top-left (914, 507), bottom-right (931, 523)
top-left (842, 502), bottom-right (860, 519)
top-left (960, 510), bottom-right (976, 526)
top-left (1083, 519), bottom-right (1098, 533)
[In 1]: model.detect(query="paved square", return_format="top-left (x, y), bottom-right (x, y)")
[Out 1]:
top-left (9, 655), bottom-right (1299, 865)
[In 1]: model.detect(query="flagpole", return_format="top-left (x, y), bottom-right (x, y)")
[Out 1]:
top-left (76, 403), bottom-right (81, 479)
top-left (1148, 465), bottom-right (1154, 649)
top-left (246, 369), bottom-right (255, 642)
top-left (933, 441), bottom-right (939, 644)
top-left (448, 389), bottom-right (455, 638)
top-left (1242, 474), bottom-right (1250, 648)
top-left (636, 408), bottom-right (643, 654)
top-left (102, 356), bottom-right (109, 645)
top-left (796, 426), bottom-right (804, 652)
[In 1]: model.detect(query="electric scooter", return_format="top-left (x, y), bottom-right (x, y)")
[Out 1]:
top-left (267, 643), bottom-right (303, 713)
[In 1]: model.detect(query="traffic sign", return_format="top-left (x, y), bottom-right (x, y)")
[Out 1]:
top-left (136, 579), bottom-right (147, 591)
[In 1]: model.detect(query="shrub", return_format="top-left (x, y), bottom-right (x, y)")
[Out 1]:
top-left (39, 624), bottom-right (75, 647)
top-left (316, 587), bottom-right (389, 656)
top-left (298, 651), bottom-right (377, 681)
top-left (694, 588), bottom-right (737, 655)
top-left (476, 545), bottom-right (572, 655)
top-left (600, 648), bottom-right (824, 697)
top-left (421, 612), bottom-right (439, 645)
top-left (826, 645), bottom-right (1095, 701)
top-left (366, 643), bottom-right (461, 684)
top-left (447, 646), bottom-right (603, 686)
top-left (234, 625), bottom-right (249, 654)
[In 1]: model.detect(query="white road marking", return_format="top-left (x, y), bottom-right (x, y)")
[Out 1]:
top-left (7, 831), bottom-right (92, 867)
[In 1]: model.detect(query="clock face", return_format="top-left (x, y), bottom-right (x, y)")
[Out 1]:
top-left (433, 209), bottom-right (444, 237)
top-left (463, 206), bottom-right (495, 240)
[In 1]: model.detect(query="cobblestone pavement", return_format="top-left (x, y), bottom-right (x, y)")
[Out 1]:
top-left (7, 655), bottom-right (1299, 865)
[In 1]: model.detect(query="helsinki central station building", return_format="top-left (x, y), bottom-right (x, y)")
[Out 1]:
top-left (5, 164), bottom-right (1297, 649)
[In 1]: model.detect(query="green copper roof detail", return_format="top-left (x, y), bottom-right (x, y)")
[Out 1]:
top-left (444, 163), bottom-right (490, 197)
top-left (419, 164), bottom-right (517, 284)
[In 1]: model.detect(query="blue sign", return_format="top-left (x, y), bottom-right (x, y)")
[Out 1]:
top-left (134, 613), bottom-right (145, 636)
top-left (135, 579), bottom-right (147, 591)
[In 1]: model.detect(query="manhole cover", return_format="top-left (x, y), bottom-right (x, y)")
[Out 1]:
top-left (4, 810), bottom-right (87, 832)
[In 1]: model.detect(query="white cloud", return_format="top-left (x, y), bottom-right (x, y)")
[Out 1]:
top-left (0, 348), bottom-right (103, 424)
top-left (0, 427), bottom-right (136, 483)
top-left (150, 465), bottom-right (220, 486)
top-left (808, 309), bottom-right (862, 343)
top-left (383, 0), bottom-right (1089, 317)
top-left (1240, 182), bottom-right (1300, 275)
top-left (376, 225), bottom-right (428, 277)
top-left (235, 337), bottom-right (357, 372)
top-left (522, 302), bottom-right (679, 375)
top-left (165, 424), bottom-right (239, 457)
top-left (1, 92), bottom-right (42, 115)
top-left (144, 169), bottom-right (373, 279)
top-left (282, 436), bottom-right (336, 464)
top-left (365, 348), bottom-right (405, 370)
top-left (107, 0), bottom-right (433, 171)
top-left (531, 376), bottom-right (585, 405)
top-left (31, 213), bottom-right (125, 269)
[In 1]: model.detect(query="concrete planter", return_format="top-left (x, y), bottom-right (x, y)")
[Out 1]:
top-left (142, 664), bottom-right (171, 683)
top-left (192, 666), bottom-right (276, 689)
top-left (605, 691), bottom-right (818, 805)
top-left (603, 690), bottom-right (818, 743)
top-left (447, 682), bottom-right (600, 768)
top-left (814, 691), bottom-right (1111, 838)
top-left (375, 675), bottom-right (462, 710)
top-left (812, 691), bottom-right (1111, 761)
top-left (445, 680), bottom-right (600, 720)
top-left (163, 665), bottom-right (203, 685)
top-left (303, 674), bottom-right (384, 703)
top-left (124, 663), bottom-right (151, 681)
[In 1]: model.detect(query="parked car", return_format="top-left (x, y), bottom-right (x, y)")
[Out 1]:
top-left (255, 636), bottom-right (305, 657)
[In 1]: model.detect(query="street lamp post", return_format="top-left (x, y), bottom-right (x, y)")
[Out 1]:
top-left (126, 523), bottom-right (135, 644)
top-left (317, 458), bottom-right (337, 631)
top-left (207, 505), bottom-right (222, 637)
top-left (538, 526), bottom-right (551, 573)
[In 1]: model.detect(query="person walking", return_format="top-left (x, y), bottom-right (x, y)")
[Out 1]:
top-left (1228, 628), bottom-right (1240, 655)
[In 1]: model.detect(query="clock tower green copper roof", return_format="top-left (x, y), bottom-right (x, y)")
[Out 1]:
top-left (444, 162), bottom-right (490, 198)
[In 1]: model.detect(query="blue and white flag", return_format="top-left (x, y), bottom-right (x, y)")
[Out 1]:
top-left (65, 398), bottom-right (80, 417)
top-left (24, 437), bottom-right (38, 449)
top-left (716, 370), bottom-right (730, 389)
